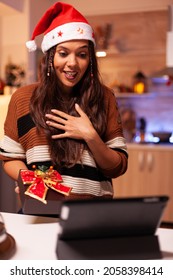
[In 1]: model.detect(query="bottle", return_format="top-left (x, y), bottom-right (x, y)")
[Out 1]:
top-left (0, 78), bottom-right (5, 95)
top-left (138, 117), bottom-right (147, 142)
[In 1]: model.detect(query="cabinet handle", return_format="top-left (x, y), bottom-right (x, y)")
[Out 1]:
top-left (147, 152), bottom-right (154, 172)
top-left (138, 152), bottom-right (145, 171)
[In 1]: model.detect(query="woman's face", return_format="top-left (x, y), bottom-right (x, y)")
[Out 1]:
top-left (53, 40), bottom-right (90, 94)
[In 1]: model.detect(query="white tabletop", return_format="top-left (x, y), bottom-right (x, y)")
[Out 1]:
top-left (1, 211), bottom-right (173, 260)
top-left (2, 212), bottom-right (59, 260)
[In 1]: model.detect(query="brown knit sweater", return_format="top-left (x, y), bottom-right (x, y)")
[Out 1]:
top-left (0, 83), bottom-right (128, 198)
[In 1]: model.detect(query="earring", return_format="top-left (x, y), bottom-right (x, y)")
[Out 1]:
top-left (47, 62), bottom-right (52, 77)
top-left (47, 49), bottom-right (54, 77)
top-left (90, 58), bottom-right (94, 84)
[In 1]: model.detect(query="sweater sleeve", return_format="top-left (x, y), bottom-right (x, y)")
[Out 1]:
top-left (104, 89), bottom-right (127, 153)
top-left (99, 89), bottom-right (128, 178)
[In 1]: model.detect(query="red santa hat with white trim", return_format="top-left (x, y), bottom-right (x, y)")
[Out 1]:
top-left (26, 1), bottom-right (95, 53)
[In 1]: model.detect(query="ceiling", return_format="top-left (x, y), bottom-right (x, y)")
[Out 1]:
top-left (0, 2), bottom-right (20, 17)
top-left (0, 0), bottom-right (172, 18)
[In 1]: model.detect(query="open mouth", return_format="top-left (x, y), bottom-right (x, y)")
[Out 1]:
top-left (64, 71), bottom-right (78, 80)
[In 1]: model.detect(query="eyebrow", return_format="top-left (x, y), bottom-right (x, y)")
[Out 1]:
top-left (56, 44), bottom-right (89, 51)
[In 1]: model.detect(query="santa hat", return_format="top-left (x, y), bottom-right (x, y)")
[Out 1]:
top-left (26, 1), bottom-right (95, 53)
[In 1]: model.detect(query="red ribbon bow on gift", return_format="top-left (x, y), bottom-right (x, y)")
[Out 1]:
top-left (20, 166), bottom-right (72, 204)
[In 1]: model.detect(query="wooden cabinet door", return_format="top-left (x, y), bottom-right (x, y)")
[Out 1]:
top-left (113, 146), bottom-right (173, 222)
top-left (145, 149), bottom-right (173, 222)
top-left (113, 148), bottom-right (145, 197)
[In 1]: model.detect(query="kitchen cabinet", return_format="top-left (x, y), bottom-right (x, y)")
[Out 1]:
top-left (0, 161), bottom-right (18, 213)
top-left (0, 95), bottom-right (11, 139)
top-left (113, 144), bottom-right (173, 223)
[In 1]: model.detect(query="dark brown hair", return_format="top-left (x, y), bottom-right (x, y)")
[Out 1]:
top-left (30, 41), bottom-right (107, 168)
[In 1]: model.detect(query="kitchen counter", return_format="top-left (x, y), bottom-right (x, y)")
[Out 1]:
top-left (127, 142), bottom-right (173, 151)
top-left (1, 212), bottom-right (58, 260)
top-left (1, 211), bottom-right (173, 260)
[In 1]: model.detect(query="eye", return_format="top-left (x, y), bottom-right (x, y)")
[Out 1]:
top-left (77, 51), bottom-right (88, 59)
top-left (58, 51), bottom-right (68, 57)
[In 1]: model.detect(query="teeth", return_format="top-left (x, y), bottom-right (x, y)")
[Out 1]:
top-left (65, 71), bottom-right (76, 77)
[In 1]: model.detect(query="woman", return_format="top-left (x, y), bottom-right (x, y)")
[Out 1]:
top-left (0, 2), bottom-right (128, 201)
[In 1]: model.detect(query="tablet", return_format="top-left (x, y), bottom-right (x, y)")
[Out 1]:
top-left (58, 195), bottom-right (169, 240)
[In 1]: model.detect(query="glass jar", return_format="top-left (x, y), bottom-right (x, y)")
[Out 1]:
top-left (133, 71), bottom-right (148, 94)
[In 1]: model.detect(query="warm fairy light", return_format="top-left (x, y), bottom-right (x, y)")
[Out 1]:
top-left (134, 82), bottom-right (145, 94)
top-left (96, 51), bottom-right (107, 57)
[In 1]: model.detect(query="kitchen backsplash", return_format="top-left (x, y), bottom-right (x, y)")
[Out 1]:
top-left (87, 10), bottom-right (167, 88)
top-left (116, 88), bottom-right (173, 142)
top-left (87, 9), bottom-right (173, 142)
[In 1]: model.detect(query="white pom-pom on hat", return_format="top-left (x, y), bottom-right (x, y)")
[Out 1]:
top-left (26, 40), bottom-right (37, 52)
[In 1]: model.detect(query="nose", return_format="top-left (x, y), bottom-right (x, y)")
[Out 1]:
top-left (67, 54), bottom-right (77, 67)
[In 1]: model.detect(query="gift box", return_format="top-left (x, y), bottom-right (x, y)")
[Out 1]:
top-left (18, 166), bottom-right (72, 216)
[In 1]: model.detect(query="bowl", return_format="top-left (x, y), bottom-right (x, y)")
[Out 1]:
top-left (152, 132), bottom-right (172, 142)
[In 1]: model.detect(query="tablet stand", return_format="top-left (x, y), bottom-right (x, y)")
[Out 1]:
top-left (56, 234), bottom-right (162, 260)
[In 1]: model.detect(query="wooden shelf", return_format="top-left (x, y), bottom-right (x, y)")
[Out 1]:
top-left (114, 92), bottom-right (156, 98)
